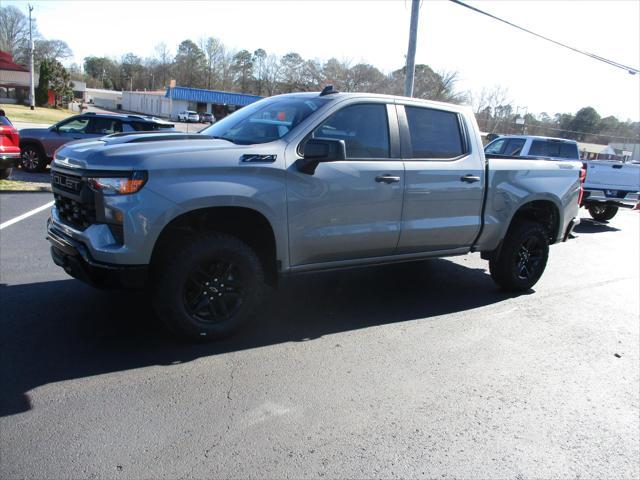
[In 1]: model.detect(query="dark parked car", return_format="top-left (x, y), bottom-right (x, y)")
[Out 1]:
top-left (19, 112), bottom-right (175, 172)
top-left (199, 112), bottom-right (214, 124)
top-left (0, 115), bottom-right (20, 179)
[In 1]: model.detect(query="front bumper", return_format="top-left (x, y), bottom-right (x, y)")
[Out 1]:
top-left (583, 189), bottom-right (639, 208)
top-left (47, 219), bottom-right (148, 288)
top-left (0, 152), bottom-right (20, 169)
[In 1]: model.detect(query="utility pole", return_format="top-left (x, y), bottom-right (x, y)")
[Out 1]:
top-left (404, 0), bottom-right (420, 97)
top-left (28, 4), bottom-right (35, 110)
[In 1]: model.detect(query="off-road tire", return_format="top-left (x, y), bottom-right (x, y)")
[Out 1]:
top-left (153, 232), bottom-right (266, 340)
top-left (588, 204), bottom-right (618, 222)
top-left (489, 220), bottom-right (549, 292)
top-left (20, 144), bottom-right (47, 173)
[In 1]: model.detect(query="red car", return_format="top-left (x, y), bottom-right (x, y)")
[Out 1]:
top-left (0, 115), bottom-right (20, 179)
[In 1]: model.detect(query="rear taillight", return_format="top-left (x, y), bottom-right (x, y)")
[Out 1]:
top-left (0, 125), bottom-right (19, 148)
top-left (578, 165), bottom-right (587, 205)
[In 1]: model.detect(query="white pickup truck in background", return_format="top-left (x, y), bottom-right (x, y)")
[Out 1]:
top-left (582, 159), bottom-right (640, 221)
top-left (484, 135), bottom-right (640, 221)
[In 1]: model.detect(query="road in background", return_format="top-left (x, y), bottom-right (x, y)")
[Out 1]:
top-left (0, 192), bottom-right (638, 479)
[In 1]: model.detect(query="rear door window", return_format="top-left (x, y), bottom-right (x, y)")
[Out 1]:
top-left (530, 140), bottom-right (579, 159)
top-left (405, 106), bottom-right (465, 159)
top-left (503, 138), bottom-right (525, 156)
top-left (313, 103), bottom-right (390, 159)
top-left (87, 118), bottom-right (122, 134)
top-left (558, 142), bottom-right (579, 159)
top-left (529, 140), bottom-right (549, 156)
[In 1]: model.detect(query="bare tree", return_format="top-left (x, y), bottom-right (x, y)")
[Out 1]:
top-left (0, 5), bottom-right (33, 61)
top-left (263, 54), bottom-right (282, 96)
top-left (154, 42), bottom-right (172, 89)
top-left (200, 37), bottom-right (221, 90)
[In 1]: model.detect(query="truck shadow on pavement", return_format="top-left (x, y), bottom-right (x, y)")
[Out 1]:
top-left (0, 258), bottom-right (526, 417)
top-left (574, 219), bottom-right (621, 234)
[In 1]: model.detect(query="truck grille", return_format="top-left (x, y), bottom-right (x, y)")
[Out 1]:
top-left (54, 193), bottom-right (96, 230)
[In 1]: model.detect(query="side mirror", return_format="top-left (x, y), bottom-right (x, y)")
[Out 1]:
top-left (297, 138), bottom-right (346, 174)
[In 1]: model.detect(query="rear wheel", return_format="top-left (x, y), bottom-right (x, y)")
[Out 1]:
top-left (489, 220), bottom-right (549, 292)
top-left (20, 144), bottom-right (47, 172)
top-left (588, 204), bottom-right (618, 221)
top-left (153, 232), bottom-right (266, 340)
top-left (0, 167), bottom-right (11, 179)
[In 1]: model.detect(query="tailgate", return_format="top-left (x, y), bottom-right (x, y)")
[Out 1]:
top-left (584, 160), bottom-right (640, 191)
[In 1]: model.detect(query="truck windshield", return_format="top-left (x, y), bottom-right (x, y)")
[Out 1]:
top-left (201, 97), bottom-right (329, 145)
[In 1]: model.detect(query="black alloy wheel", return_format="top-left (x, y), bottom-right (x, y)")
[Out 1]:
top-left (183, 260), bottom-right (244, 325)
top-left (153, 232), bottom-right (266, 340)
top-left (489, 219), bottom-right (549, 291)
top-left (514, 236), bottom-right (545, 281)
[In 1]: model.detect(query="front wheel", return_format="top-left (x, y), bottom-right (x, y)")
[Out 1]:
top-left (489, 220), bottom-right (549, 292)
top-left (588, 204), bottom-right (618, 221)
top-left (0, 167), bottom-right (11, 179)
top-left (153, 232), bottom-right (266, 340)
top-left (20, 144), bottom-right (47, 172)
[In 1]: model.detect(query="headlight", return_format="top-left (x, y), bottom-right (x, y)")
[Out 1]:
top-left (88, 171), bottom-right (147, 195)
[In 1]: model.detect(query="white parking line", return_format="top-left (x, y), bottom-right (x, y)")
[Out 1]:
top-left (0, 201), bottom-right (54, 230)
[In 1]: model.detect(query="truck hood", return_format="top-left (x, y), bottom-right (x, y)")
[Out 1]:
top-left (54, 132), bottom-right (260, 170)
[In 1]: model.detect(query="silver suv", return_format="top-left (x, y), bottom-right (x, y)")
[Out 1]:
top-left (19, 113), bottom-right (174, 172)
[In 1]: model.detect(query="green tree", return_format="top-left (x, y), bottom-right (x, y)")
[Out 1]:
top-left (35, 60), bottom-right (50, 106)
top-left (83, 56), bottom-right (117, 88)
top-left (35, 59), bottom-right (72, 107)
top-left (174, 39), bottom-right (205, 88)
top-left (252, 48), bottom-right (267, 95)
top-left (279, 52), bottom-right (304, 92)
top-left (121, 53), bottom-right (142, 90)
top-left (231, 49), bottom-right (253, 92)
top-left (570, 107), bottom-right (601, 140)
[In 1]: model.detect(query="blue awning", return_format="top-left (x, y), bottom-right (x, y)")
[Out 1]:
top-left (165, 86), bottom-right (262, 106)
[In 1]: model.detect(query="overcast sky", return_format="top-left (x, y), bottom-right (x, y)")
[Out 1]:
top-left (7, 0), bottom-right (640, 121)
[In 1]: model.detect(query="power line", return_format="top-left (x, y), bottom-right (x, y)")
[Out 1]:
top-left (449, 0), bottom-right (639, 75)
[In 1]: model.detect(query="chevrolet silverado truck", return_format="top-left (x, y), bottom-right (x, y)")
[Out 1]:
top-left (47, 89), bottom-right (582, 339)
top-left (581, 159), bottom-right (640, 221)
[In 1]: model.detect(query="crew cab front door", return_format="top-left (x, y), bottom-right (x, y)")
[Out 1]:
top-left (286, 102), bottom-right (404, 267)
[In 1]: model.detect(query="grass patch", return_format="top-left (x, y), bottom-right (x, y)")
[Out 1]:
top-left (1, 104), bottom-right (73, 125)
top-left (0, 179), bottom-right (51, 192)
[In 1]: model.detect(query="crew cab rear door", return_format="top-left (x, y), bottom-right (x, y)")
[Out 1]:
top-left (395, 103), bottom-right (485, 253)
top-left (286, 101), bottom-right (404, 266)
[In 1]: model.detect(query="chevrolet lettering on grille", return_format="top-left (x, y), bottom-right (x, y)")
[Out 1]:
top-left (52, 174), bottom-right (81, 192)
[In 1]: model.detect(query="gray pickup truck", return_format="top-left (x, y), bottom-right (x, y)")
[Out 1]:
top-left (47, 90), bottom-right (582, 339)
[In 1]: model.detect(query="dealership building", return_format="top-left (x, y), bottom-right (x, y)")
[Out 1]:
top-left (122, 86), bottom-right (262, 121)
top-left (0, 50), bottom-right (38, 105)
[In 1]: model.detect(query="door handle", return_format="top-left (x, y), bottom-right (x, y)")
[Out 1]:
top-left (375, 175), bottom-right (401, 184)
top-left (612, 164), bottom-right (622, 169)
top-left (460, 174), bottom-right (481, 183)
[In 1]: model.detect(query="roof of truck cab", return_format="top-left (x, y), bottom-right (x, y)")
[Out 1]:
top-left (273, 91), bottom-right (472, 112)
top-left (492, 134), bottom-right (578, 144)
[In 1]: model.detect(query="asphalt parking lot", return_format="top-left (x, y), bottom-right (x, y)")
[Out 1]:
top-left (1, 192), bottom-right (638, 479)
